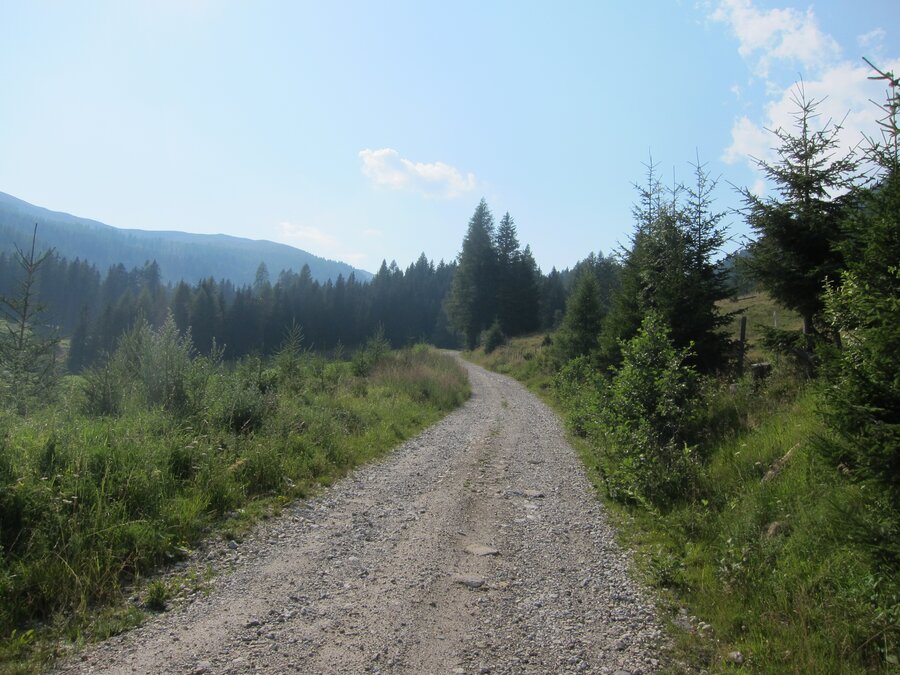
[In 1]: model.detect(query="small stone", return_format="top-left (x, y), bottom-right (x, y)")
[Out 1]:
top-left (465, 544), bottom-right (499, 557)
top-left (522, 489), bottom-right (545, 498)
top-left (227, 540), bottom-right (238, 550)
top-left (765, 521), bottom-right (788, 538)
top-left (728, 650), bottom-right (745, 665)
top-left (191, 662), bottom-right (212, 675)
top-left (245, 618), bottom-right (261, 628)
top-left (453, 575), bottom-right (485, 589)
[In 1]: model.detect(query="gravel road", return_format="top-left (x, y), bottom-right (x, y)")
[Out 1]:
top-left (58, 357), bottom-right (665, 675)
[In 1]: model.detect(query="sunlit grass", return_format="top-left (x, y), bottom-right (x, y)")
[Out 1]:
top-left (718, 293), bottom-right (803, 362)
top-left (0, 346), bottom-right (469, 672)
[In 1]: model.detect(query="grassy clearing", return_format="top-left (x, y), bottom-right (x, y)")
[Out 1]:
top-left (0, 337), bottom-right (469, 672)
top-left (718, 294), bottom-right (802, 362)
top-left (467, 297), bottom-right (896, 674)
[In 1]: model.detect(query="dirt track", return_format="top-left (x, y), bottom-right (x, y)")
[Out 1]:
top-left (58, 357), bottom-right (664, 674)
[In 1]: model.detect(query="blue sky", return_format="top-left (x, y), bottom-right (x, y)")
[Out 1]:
top-left (1, 1), bottom-right (897, 274)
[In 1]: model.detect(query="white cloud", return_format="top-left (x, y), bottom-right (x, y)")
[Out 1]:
top-left (858, 28), bottom-right (885, 51)
top-left (276, 221), bottom-right (368, 267)
top-left (341, 251), bottom-right (367, 264)
top-left (278, 221), bottom-right (337, 248)
top-left (722, 59), bottom-right (900, 168)
top-left (709, 0), bottom-right (899, 182)
top-left (723, 114), bottom-right (772, 164)
top-left (709, 0), bottom-right (840, 78)
top-left (358, 148), bottom-right (476, 199)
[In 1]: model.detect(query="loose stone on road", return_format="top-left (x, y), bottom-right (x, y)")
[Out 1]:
top-left (58, 356), bottom-right (664, 674)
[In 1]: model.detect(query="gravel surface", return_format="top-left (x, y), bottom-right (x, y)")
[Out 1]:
top-left (57, 356), bottom-right (665, 674)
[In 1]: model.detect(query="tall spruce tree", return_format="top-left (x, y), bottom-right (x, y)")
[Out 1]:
top-left (742, 85), bottom-right (858, 336)
top-left (680, 158), bottom-right (732, 371)
top-left (493, 213), bottom-right (540, 336)
top-left (598, 161), bottom-right (666, 368)
top-left (494, 212), bottom-right (520, 335)
top-left (820, 62), bottom-right (900, 512)
top-left (598, 158), bottom-right (732, 372)
top-left (446, 199), bottom-right (498, 348)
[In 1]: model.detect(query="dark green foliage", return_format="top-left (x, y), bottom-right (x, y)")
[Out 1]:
top-left (82, 362), bottom-right (124, 417)
top-left (598, 159), bottom-right (731, 373)
top-left (553, 269), bottom-right (605, 362)
top-left (741, 86), bottom-right (858, 336)
top-left (819, 64), bottom-right (900, 527)
top-left (557, 313), bottom-right (702, 510)
top-left (538, 267), bottom-right (567, 329)
top-left (594, 313), bottom-right (701, 509)
top-left (446, 201), bottom-right (543, 349)
top-left (679, 158), bottom-right (733, 372)
top-left (351, 327), bottom-right (391, 376)
top-left (0, 246), bottom-right (462, 371)
top-left (494, 214), bottom-right (540, 336)
top-left (481, 320), bottom-right (506, 354)
top-left (446, 199), bottom-right (498, 349)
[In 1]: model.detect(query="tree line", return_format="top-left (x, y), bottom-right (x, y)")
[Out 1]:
top-left (0, 219), bottom-right (584, 375)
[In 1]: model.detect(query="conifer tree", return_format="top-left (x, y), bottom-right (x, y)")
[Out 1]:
top-left (554, 269), bottom-right (604, 362)
top-left (820, 62), bottom-right (900, 512)
top-left (679, 158), bottom-right (732, 371)
top-left (741, 85), bottom-right (858, 336)
top-left (446, 199), bottom-right (498, 348)
top-left (539, 268), bottom-right (567, 330)
top-left (0, 225), bottom-right (60, 414)
top-left (598, 158), bottom-right (731, 372)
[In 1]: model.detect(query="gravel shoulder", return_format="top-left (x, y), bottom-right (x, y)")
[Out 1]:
top-left (57, 356), bottom-right (664, 675)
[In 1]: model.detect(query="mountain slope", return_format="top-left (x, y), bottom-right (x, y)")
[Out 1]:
top-left (0, 191), bottom-right (372, 285)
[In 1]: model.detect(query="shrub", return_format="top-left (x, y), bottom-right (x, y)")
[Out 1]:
top-left (205, 369), bottom-right (269, 434)
top-left (113, 316), bottom-right (194, 412)
top-left (81, 363), bottom-right (123, 416)
top-left (274, 322), bottom-right (306, 392)
top-left (596, 312), bottom-right (701, 509)
top-left (554, 355), bottom-right (603, 438)
top-left (351, 327), bottom-right (390, 376)
top-left (481, 320), bottom-right (507, 354)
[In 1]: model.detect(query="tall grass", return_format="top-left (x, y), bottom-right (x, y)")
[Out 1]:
top-left (0, 326), bottom-right (468, 670)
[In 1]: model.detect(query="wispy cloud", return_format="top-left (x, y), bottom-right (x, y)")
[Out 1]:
top-left (358, 148), bottom-right (476, 199)
top-left (279, 221), bottom-right (337, 248)
top-left (708, 0), bottom-right (899, 179)
top-left (277, 221), bottom-right (367, 266)
top-left (709, 0), bottom-right (840, 79)
top-left (857, 28), bottom-right (885, 52)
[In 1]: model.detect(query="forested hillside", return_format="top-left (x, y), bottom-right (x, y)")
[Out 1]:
top-left (0, 192), bottom-right (370, 287)
top-left (0, 204), bottom-right (586, 373)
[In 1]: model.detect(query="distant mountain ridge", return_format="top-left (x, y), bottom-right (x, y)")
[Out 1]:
top-left (0, 191), bottom-right (372, 285)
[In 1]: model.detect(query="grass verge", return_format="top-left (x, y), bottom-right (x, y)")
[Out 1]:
top-left (0, 342), bottom-right (469, 673)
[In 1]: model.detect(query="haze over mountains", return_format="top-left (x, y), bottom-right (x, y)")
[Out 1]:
top-left (0, 191), bottom-right (372, 285)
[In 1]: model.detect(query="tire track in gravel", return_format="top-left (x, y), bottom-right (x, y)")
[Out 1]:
top-left (58, 356), bottom-right (664, 675)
